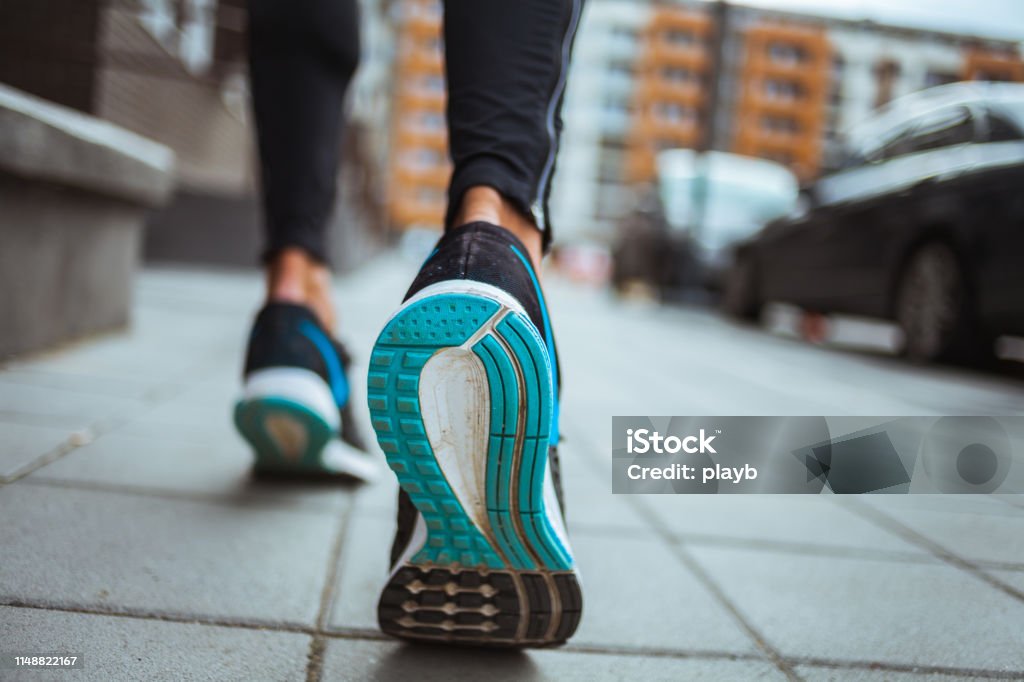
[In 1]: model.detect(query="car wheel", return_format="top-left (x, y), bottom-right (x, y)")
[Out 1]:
top-left (722, 253), bottom-right (762, 322)
top-left (896, 242), bottom-right (977, 363)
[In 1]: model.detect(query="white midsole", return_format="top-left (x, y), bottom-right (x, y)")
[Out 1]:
top-left (322, 440), bottom-right (379, 482)
top-left (389, 279), bottom-right (528, 326)
top-left (241, 367), bottom-right (340, 431)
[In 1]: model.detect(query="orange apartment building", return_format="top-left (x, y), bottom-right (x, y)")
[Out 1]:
top-left (730, 23), bottom-right (830, 182)
top-left (625, 6), bottom-right (832, 185)
top-left (385, 1), bottom-right (1024, 234)
top-left (622, 4), bottom-right (1023, 188)
top-left (624, 8), bottom-right (713, 183)
top-left (964, 49), bottom-right (1024, 82)
top-left (388, 0), bottom-right (449, 231)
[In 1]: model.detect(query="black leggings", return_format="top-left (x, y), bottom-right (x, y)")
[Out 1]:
top-left (248, 0), bottom-right (584, 264)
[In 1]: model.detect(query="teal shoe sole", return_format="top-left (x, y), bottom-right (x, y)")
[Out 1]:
top-left (369, 290), bottom-right (581, 646)
top-left (234, 397), bottom-right (334, 474)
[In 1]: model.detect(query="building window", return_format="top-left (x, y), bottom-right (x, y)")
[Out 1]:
top-left (763, 78), bottom-right (803, 101)
top-left (760, 115), bottom-right (799, 134)
top-left (874, 59), bottom-right (901, 108)
top-left (415, 74), bottom-right (446, 93)
top-left (138, 0), bottom-right (217, 73)
top-left (413, 111), bottom-right (446, 132)
top-left (759, 150), bottom-right (793, 165)
top-left (400, 147), bottom-right (444, 169)
top-left (416, 187), bottom-right (445, 204)
top-left (925, 70), bottom-right (959, 88)
top-left (661, 66), bottom-right (694, 84)
top-left (974, 69), bottom-right (1015, 82)
top-left (654, 102), bottom-right (696, 124)
top-left (664, 29), bottom-right (697, 48)
top-left (767, 42), bottom-right (806, 66)
top-left (424, 36), bottom-right (444, 57)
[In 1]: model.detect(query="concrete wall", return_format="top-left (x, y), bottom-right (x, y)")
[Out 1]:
top-left (0, 85), bottom-right (174, 359)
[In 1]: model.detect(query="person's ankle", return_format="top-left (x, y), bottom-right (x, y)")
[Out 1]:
top-left (453, 187), bottom-right (543, 271)
top-left (266, 248), bottom-right (337, 330)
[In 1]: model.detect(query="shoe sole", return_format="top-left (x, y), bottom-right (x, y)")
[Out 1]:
top-left (368, 282), bottom-right (582, 647)
top-left (235, 396), bottom-right (334, 474)
top-left (235, 368), bottom-right (376, 481)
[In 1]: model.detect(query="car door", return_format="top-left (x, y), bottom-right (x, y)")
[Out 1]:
top-left (971, 106), bottom-right (1024, 334)
top-left (790, 120), bottom-right (919, 315)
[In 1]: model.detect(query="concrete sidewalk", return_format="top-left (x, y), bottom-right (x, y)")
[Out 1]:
top-left (1, 256), bottom-right (1023, 681)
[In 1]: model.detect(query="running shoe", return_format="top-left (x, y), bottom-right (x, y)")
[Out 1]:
top-left (368, 221), bottom-right (582, 647)
top-left (235, 302), bottom-right (377, 482)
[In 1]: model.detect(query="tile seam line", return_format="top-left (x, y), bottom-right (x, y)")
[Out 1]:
top-left (0, 599), bottom-right (317, 634)
top-left (668, 533), bottom-right (942, 564)
top-left (0, 355), bottom-right (220, 484)
top-left (674, 531), bottom-right (1024, 572)
top-left (12, 476), bottom-right (351, 518)
top-left (306, 500), bottom-right (355, 682)
top-left (561, 523), bottom-right (1024, 571)
top-left (790, 655), bottom-right (1024, 679)
top-left (839, 497), bottom-right (1024, 603)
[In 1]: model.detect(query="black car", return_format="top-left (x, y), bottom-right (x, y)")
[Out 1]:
top-left (724, 82), bottom-right (1024, 364)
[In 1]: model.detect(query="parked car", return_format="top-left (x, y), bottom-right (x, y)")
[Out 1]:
top-left (724, 82), bottom-right (1024, 364)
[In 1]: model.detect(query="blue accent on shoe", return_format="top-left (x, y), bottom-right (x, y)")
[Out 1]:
top-left (368, 291), bottom-right (572, 572)
top-left (509, 245), bottom-right (560, 446)
top-left (298, 319), bottom-right (350, 408)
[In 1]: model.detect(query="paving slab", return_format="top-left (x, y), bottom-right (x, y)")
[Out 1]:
top-left (856, 504), bottom-right (1024, 565)
top-left (327, 512), bottom-right (394, 632)
top-left (27, 432), bottom-right (355, 513)
top-left (640, 495), bottom-right (926, 556)
top-left (0, 422), bottom-right (76, 481)
top-left (0, 606), bottom-right (309, 681)
top-left (0, 484), bottom-right (340, 627)
top-left (860, 495), bottom-right (1022, 517)
top-left (320, 637), bottom-right (784, 681)
top-left (689, 545), bottom-right (1024, 672)
top-left (554, 447), bottom-right (653, 534)
top-left (0, 380), bottom-right (141, 430)
top-left (113, 412), bottom-right (241, 446)
top-left (327, 506), bottom-right (754, 655)
top-left (569, 533), bottom-right (756, 654)
top-left (349, 471), bottom-right (401, 515)
top-left (0, 367), bottom-right (163, 400)
top-left (7, 331), bottom-right (207, 382)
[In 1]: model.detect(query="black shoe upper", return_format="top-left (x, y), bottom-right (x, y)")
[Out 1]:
top-left (243, 302), bottom-right (366, 450)
top-left (406, 222), bottom-right (549, 346)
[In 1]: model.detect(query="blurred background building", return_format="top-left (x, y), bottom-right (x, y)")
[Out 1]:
top-left (1, 0), bottom-right (1021, 260)
top-left (0, 0), bottom-right (394, 271)
top-left (550, 0), bottom-right (1024, 241)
